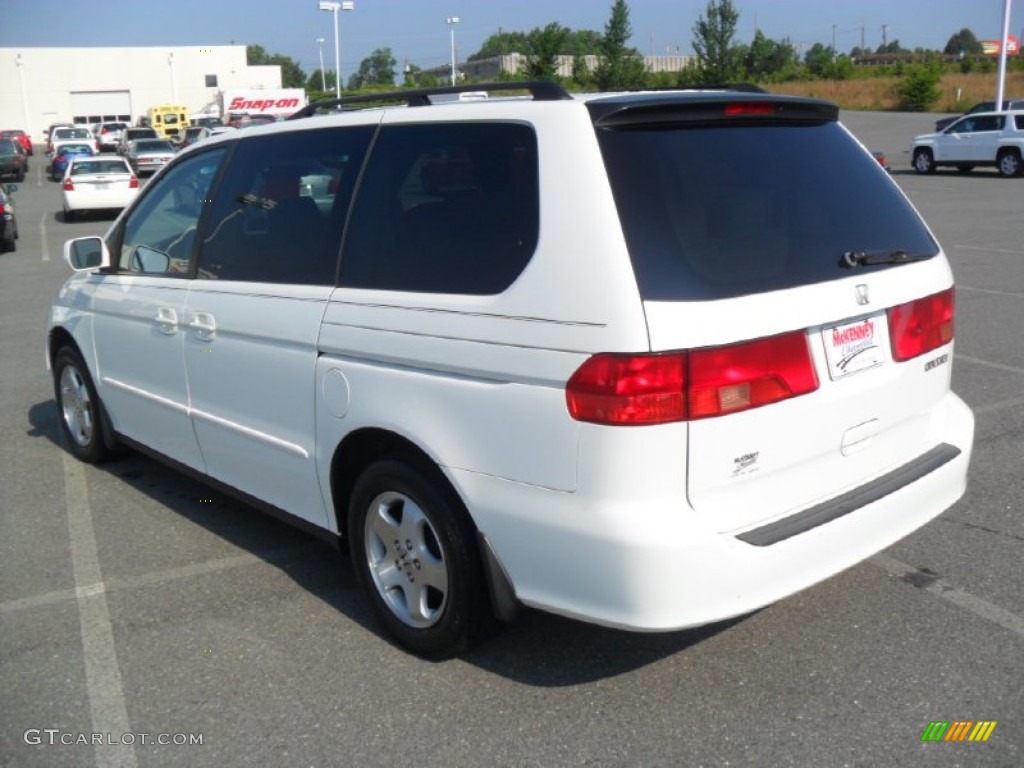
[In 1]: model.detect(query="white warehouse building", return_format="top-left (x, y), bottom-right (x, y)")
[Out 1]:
top-left (0, 45), bottom-right (282, 146)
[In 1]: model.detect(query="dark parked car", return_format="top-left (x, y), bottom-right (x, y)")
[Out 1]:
top-left (935, 99), bottom-right (1024, 132)
top-left (1, 129), bottom-right (33, 156)
top-left (0, 138), bottom-right (28, 181)
top-left (175, 126), bottom-right (204, 150)
top-left (0, 183), bottom-right (18, 252)
top-left (117, 127), bottom-right (158, 155)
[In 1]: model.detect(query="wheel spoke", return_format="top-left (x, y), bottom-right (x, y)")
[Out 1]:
top-left (362, 490), bottom-right (449, 629)
top-left (60, 366), bottom-right (93, 446)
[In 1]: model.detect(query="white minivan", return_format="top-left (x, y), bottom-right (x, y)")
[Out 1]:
top-left (48, 82), bottom-right (974, 658)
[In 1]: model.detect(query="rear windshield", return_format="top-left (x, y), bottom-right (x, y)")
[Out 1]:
top-left (596, 121), bottom-right (938, 300)
top-left (73, 160), bottom-right (130, 175)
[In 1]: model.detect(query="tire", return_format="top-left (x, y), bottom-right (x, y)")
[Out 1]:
top-left (913, 148), bottom-right (935, 174)
top-left (348, 459), bottom-right (489, 658)
top-left (997, 149), bottom-right (1022, 178)
top-left (53, 346), bottom-right (112, 464)
top-left (16, 167), bottom-right (25, 182)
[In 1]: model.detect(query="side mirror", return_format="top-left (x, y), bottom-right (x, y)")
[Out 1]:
top-left (63, 236), bottom-right (110, 271)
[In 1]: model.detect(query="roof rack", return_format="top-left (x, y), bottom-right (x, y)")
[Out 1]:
top-left (289, 80), bottom-right (573, 119)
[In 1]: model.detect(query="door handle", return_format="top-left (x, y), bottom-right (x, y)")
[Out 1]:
top-left (154, 307), bottom-right (179, 335)
top-left (188, 312), bottom-right (216, 342)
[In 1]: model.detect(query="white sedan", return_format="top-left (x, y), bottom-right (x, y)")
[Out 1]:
top-left (62, 156), bottom-right (139, 221)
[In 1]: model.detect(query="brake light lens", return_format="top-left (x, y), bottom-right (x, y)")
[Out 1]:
top-left (129, 175), bottom-right (139, 189)
top-left (566, 331), bottom-right (819, 425)
top-left (724, 102), bottom-right (776, 116)
top-left (566, 354), bottom-right (686, 425)
top-left (63, 177), bottom-right (74, 191)
top-left (688, 331), bottom-right (818, 419)
top-left (887, 288), bottom-right (955, 361)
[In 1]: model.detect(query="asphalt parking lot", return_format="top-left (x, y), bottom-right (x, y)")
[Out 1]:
top-left (2, 113), bottom-right (1022, 767)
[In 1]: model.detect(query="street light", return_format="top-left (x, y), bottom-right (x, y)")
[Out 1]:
top-left (318, 0), bottom-right (354, 101)
top-left (15, 54), bottom-right (31, 139)
top-left (315, 37), bottom-right (327, 92)
top-left (168, 51), bottom-right (177, 102)
top-left (446, 16), bottom-right (460, 87)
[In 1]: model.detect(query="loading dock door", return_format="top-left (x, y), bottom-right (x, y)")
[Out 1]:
top-left (70, 91), bottom-right (132, 124)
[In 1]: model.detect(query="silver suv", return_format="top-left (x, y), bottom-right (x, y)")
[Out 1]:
top-left (50, 82), bottom-right (973, 658)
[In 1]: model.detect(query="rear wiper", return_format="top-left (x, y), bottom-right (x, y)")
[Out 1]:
top-left (840, 249), bottom-right (933, 268)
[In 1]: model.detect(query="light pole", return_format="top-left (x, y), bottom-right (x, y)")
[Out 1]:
top-left (318, 1), bottom-right (354, 100)
top-left (168, 52), bottom-right (177, 102)
top-left (15, 54), bottom-right (31, 140)
top-left (446, 16), bottom-right (459, 86)
top-left (315, 37), bottom-right (327, 92)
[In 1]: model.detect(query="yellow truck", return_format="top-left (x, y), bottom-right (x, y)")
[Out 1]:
top-left (147, 104), bottom-right (188, 140)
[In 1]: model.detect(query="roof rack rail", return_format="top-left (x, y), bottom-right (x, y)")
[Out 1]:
top-left (604, 83), bottom-right (768, 94)
top-left (289, 80), bottom-right (573, 119)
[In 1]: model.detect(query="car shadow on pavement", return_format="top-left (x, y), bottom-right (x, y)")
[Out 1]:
top-left (26, 398), bottom-right (741, 683)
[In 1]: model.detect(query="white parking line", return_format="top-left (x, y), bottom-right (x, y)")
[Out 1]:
top-left (951, 244), bottom-right (1024, 256)
top-left (956, 353), bottom-right (1024, 377)
top-left (62, 455), bottom-right (137, 768)
top-left (871, 553), bottom-right (1024, 638)
top-left (39, 213), bottom-right (49, 261)
top-left (956, 284), bottom-right (1024, 299)
top-left (0, 544), bottom-right (318, 616)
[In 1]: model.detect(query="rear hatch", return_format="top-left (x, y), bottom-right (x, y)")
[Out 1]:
top-left (69, 159), bottom-right (134, 190)
top-left (591, 93), bottom-right (957, 534)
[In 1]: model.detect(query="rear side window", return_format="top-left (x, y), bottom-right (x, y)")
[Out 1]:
top-left (197, 127), bottom-right (373, 285)
top-left (340, 122), bottom-right (539, 294)
top-left (597, 121), bottom-right (938, 300)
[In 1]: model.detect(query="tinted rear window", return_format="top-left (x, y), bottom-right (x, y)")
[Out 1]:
top-left (597, 121), bottom-right (938, 300)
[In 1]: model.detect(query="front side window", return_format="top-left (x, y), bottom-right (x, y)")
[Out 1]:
top-left (340, 122), bottom-right (539, 295)
top-left (196, 127), bottom-right (373, 285)
top-left (116, 148), bottom-right (226, 275)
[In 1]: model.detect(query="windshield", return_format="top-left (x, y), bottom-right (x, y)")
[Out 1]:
top-left (597, 121), bottom-right (938, 300)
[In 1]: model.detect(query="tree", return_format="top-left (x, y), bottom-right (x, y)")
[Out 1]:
top-left (897, 63), bottom-right (941, 111)
top-left (306, 69), bottom-right (337, 93)
top-left (744, 29), bottom-right (796, 81)
top-left (572, 41), bottom-right (592, 87)
top-left (876, 40), bottom-right (909, 55)
top-left (944, 28), bottom-right (982, 56)
top-left (691, 0), bottom-right (742, 83)
top-left (524, 23), bottom-right (571, 79)
top-left (246, 45), bottom-right (306, 88)
top-left (803, 42), bottom-right (835, 77)
top-left (470, 31), bottom-right (530, 61)
top-left (348, 47), bottom-right (397, 90)
top-left (567, 30), bottom-right (603, 55)
top-left (594, 0), bottom-right (648, 90)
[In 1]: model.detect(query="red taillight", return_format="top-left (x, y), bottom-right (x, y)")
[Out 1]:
top-left (63, 177), bottom-right (74, 191)
top-left (724, 102), bottom-right (776, 116)
top-left (129, 175), bottom-right (139, 189)
top-left (887, 288), bottom-right (955, 362)
top-left (566, 331), bottom-right (819, 425)
top-left (688, 331), bottom-right (818, 419)
top-left (566, 354), bottom-right (686, 425)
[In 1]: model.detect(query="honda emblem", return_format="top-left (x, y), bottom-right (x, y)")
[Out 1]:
top-left (855, 284), bottom-right (870, 306)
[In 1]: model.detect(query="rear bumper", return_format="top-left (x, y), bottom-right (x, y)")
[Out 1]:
top-left (456, 392), bottom-right (974, 631)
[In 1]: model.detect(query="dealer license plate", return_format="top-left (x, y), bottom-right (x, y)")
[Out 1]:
top-left (822, 314), bottom-right (886, 380)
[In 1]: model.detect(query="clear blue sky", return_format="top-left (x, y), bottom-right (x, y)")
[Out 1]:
top-left (3, 0), bottom-right (1021, 76)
